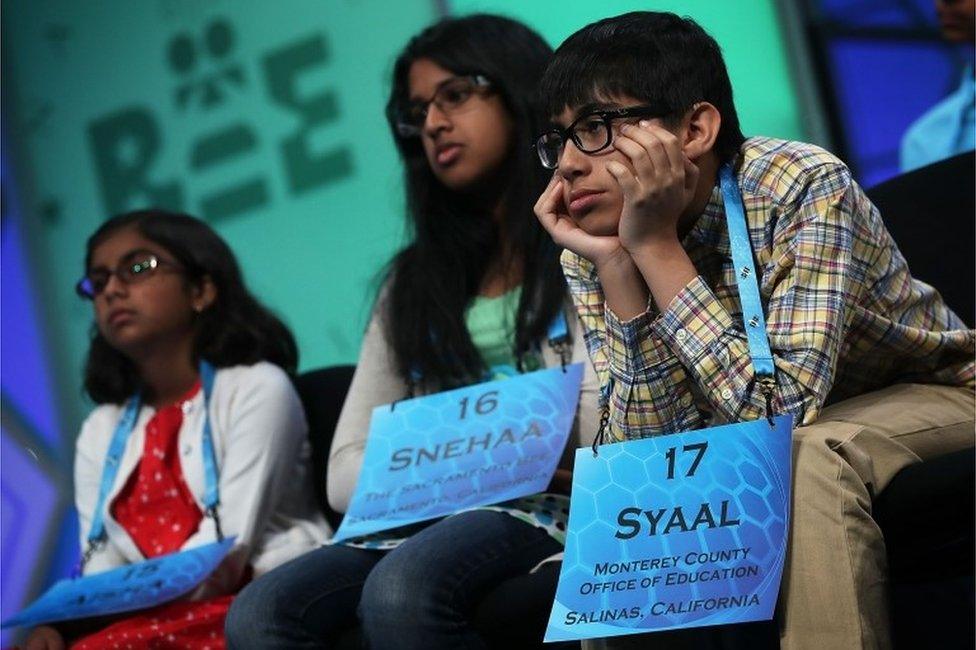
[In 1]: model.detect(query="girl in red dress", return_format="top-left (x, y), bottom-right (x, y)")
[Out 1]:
top-left (22, 210), bottom-right (328, 649)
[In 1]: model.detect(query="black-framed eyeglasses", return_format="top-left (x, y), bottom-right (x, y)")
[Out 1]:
top-left (535, 106), bottom-right (669, 169)
top-left (395, 74), bottom-right (492, 138)
top-left (76, 252), bottom-right (182, 300)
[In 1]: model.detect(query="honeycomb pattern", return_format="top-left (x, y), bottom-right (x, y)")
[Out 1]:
top-left (333, 364), bottom-right (583, 542)
top-left (3, 538), bottom-right (235, 628)
top-left (546, 415), bottom-right (792, 642)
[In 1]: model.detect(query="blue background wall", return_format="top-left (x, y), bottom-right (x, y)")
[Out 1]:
top-left (804, 0), bottom-right (970, 186)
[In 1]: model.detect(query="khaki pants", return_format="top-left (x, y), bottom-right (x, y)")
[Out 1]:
top-left (585, 383), bottom-right (975, 650)
top-left (779, 383), bottom-right (974, 650)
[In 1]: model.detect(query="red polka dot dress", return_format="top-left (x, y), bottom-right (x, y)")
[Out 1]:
top-left (72, 382), bottom-right (235, 650)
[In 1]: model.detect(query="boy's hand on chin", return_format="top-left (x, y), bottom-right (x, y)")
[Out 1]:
top-left (534, 174), bottom-right (626, 268)
top-left (608, 122), bottom-right (699, 252)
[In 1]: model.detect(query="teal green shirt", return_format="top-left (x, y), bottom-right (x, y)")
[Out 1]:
top-left (465, 286), bottom-right (541, 379)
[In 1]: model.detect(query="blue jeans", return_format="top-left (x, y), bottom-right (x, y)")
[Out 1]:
top-left (225, 510), bottom-right (562, 649)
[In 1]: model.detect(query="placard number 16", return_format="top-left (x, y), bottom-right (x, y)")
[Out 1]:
top-left (459, 391), bottom-right (499, 419)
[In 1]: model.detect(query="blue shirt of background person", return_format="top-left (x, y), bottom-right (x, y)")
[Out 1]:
top-left (900, 0), bottom-right (975, 172)
top-left (900, 66), bottom-right (975, 172)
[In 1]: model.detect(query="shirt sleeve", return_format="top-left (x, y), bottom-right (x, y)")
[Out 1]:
top-left (75, 410), bottom-right (128, 575)
top-left (327, 301), bottom-right (409, 513)
top-left (561, 249), bottom-right (696, 440)
top-left (223, 363), bottom-right (305, 531)
top-left (560, 309), bottom-right (605, 452)
top-left (560, 249), bottom-right (611, 403)
top-left (186, 362), bottom-right (308, 594)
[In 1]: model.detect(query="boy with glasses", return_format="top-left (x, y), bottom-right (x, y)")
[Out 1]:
top-left (533, 11), bottom-right (974, 650)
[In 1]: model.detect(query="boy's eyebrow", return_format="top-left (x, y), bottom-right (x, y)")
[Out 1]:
top-left (573, 101), bottom-right (625, 118)
top-left (551, 101), bottom-right (626, 127)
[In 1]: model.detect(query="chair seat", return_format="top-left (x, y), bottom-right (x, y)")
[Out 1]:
top-left (873, 448), bottom-right (975, 649)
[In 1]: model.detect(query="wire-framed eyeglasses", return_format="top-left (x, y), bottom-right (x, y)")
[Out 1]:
top-left (76, 252), bottom-right (183, 299)
top-left (396, 74), bottom-right (492, 138)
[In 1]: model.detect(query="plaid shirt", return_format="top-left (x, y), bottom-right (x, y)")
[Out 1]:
top-left (563, 137), bottom-right (975, 441)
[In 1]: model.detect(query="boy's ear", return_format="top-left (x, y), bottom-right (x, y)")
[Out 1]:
top-left (191, 275), bottom-right (218, 313)
top-left (681, 102), bottom-right (721, 160)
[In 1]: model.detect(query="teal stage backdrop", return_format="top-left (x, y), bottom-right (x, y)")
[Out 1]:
top-left (0, 0), bottom-right (805, 638)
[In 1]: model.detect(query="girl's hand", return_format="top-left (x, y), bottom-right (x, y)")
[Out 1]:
top-left (534, 174), bottom-right (629, 270)
top-left (23, 626), bottom-right (65, 650)
top-left (187, 545), bottom-right (251, 601)
top-left (607, 122), bottom-right (699, 252)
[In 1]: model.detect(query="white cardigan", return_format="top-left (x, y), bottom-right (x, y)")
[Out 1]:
top-left (74, 362), bottom-right (329, 589)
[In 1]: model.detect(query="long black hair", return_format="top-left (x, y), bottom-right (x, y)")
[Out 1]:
top-left (384, 14), bottom-right (564, 390)
top-left (539, 11), bottom-right (745, 162)
top-left (82, 209), bottom-right (298, 404)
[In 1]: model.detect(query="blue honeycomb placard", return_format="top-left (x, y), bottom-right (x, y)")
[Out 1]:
top-left (545, 415), bottom-right (792, 642)
top-left (332, 364), bottom-right (584, 543)
top-left (2, 537), bottom-right (236, 628)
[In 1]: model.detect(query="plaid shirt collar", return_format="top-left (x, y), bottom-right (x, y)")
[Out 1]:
top-left (682, 179), bottom-right (730, 258)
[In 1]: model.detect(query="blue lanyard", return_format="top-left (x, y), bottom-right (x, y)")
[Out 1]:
top-left (82, 361), bottom-right (223, 569)
top-left (546, 308), bottom-right (572, 369)
top-left (547, 309), bottom-right (569, 343)
top-left (719, 164), bottom-right (775, 380)
top-left (720, 164), bottom-right (777, 422)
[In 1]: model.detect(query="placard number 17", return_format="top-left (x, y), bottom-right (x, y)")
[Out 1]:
top-left (665, 441), bottom-right (708, 480)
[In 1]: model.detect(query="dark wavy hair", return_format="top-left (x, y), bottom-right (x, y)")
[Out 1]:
top-left (82, 209), bottom-right (298, 404)
top-left (383, 14), bottom-right (565, 390)
top-left (539, 11), bottom-right (745, 161)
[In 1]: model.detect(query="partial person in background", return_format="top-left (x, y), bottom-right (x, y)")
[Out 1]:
top-left (23, 210), bottom-right (328, 649)
top-left (225, 14), bottom-right (600, 649)
top-left (900, 0), bottom-right (975, 171)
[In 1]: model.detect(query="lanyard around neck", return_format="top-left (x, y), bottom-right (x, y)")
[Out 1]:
top-left (547, 309), bottom-right (569, 343)
top-left (84, 360), bottom-right (222, 561)
top-left (719, 164), bottom-right (776, 384)
top-left (546, 308), bottom-right (572, 368)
